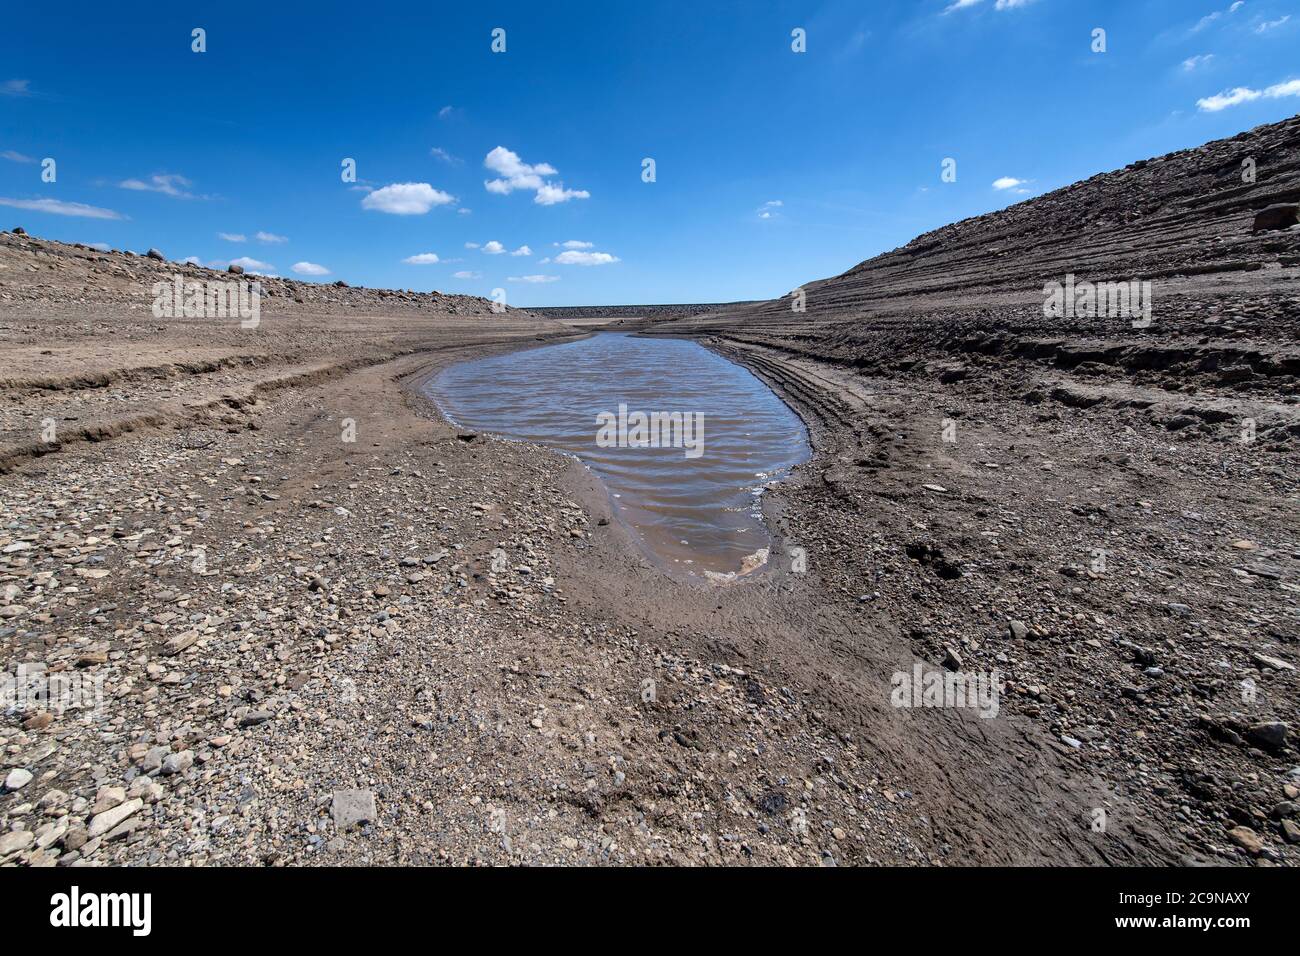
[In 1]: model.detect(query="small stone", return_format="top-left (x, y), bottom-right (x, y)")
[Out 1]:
top-left (140, 745), bottom-right (170, 774)
top-left (1252, 653), bottom-right (1294, 672)
top-left (0, 829), bottom-right (34, 857)
top-left (160, 750), bottom-right (194, 775)
top-left (1282, 820), bottom-right (1300, 845)
top-left (1227, 825), bottom-right (1264, 855)
top-left (87, 797), bottom-right (143, 838)
top-left (91, 785), bottom-right (126, 815)
top-left (4, 768), bottom-right (33, 791)
top-left (1247, 721), bottom-right (1289, 750)
top-left (331, 789), bottom-right (376, 830)
top-left (22, 712), bottom-right (53, 731)
top-left (1008, 620), bottom-right (1030, 641)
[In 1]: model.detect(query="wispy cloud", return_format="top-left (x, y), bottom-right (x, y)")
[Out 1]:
top-left (402, 253), bottom-right (441, 264)
top-left (291, 261), bottom-right (330, 276)
top-left (944, 0), bottom-right (1034, 14)
top-left (361, 182), bottom-right (455, 214)
top-left (1191, 1), bottom-right (1245, 34)
top-left (555, 240), bottom-right (593, 249)
top-left (0, 79), bottom-right (31, 97)
top-left (430, 147), bottom-right (462, 165)
top-left (0, 197), bottom-right (126, 219)
top-left (1256, 14), bottom-right (1290, 33)
top-left (483, 146), bottom-right (590, 205)
top-left (508, 274), bottom-right (560, 283)
top-left (452, 270), bottom-right (482, 279)
top-left (1, 149), bottom-right (35, 163)
top-left (1182, 54), bottom-right (1215, 71)
top-left (255, 231), bottom-right (288, 243)
top-left (1197, 77), bottom-right (1300, 110)
top-left (218, 232), bottom-right (246, 242)
top-left (119, 173), bottom-right (208, 199)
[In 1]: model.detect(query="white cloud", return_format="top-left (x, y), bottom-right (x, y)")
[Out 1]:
top-left (483, 146), bottom-right (556, 194)
top-left (218, 232), bottom-right (246, 242)
top-left (534, 183), bottom-right (590, 205)
top-left (556, 240), bottom-right (593, 249)
top-left (0, 79), bottom-right (31, 96)
top-left (483, 146), bottom-right (590, 205)
top-left (292, 261), bottom-right (330, 276)
top-left (944, 0), bottom-right (1032, 13)
top-left (992, 177), bottom-right (1026, 190)
top-left (1183, 54), bottom-right (1215, 71)
top-left (1256, 15), bottom-right (1290, 33)
top-left (464, 241), bottom-right (480, 249)
top-left (361, 182), bottom-right (455, 215)
top-left (1197, 78), bottom-right (1300, 110)
top-left (256, 231), bottom-right (288, 243)
top-left (402, 253), bottom-right (441, 264)
top-left (510, 244), bottom-right (532, 256)
top-left (0, 197), bottom-right (125, 219)
top-left (1267, 78), bottom-right (1300, 97)
top-left (508, 274), bottom-right (560, 283)
top-left (119, 173), bottom-right (196, 198)
top-left (554, 250), bottom-right (620, 266)
top-left (229, 256), bottom-right (276, 274)
top-left (1, 149), bottom-right (34, 163)
top-left (452, 270), bottom-right (482, 279)
top-left (438, 105), bottom-right (456, 119)
top-left (482, 240), bottom-right (506, 255)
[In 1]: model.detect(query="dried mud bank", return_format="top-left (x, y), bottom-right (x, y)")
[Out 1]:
top-left (2, 115), bottom-right (1298, 868)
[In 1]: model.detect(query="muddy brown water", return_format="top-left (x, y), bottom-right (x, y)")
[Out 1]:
top-left (427, 332), bottom-right (811, 579)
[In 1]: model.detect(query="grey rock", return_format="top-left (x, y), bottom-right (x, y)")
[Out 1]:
top-left (1252, 203), bottom-right (1299, 233)
top-left (331, 788), bottom-right (376, 830)
top-left (160, 750), bottom-right (193, 775)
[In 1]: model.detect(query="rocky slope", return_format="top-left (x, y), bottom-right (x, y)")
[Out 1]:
top-left (629, 115), bottom-right (1300, 864)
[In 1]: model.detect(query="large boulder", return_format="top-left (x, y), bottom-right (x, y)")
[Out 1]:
top-left (11, 226), bottom-right (25, 235)
top-left (227, 263), bottom-right (244, 275)
top-left (146, 247), bottom-right (166, 261)
top-left (1252, 204), bottom-right (1299, 233)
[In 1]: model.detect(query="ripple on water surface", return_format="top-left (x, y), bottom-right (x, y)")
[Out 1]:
top-left (427, 333), bottom-right (811, 580)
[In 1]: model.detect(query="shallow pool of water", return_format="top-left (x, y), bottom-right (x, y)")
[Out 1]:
top-left (427, 333), bottom-right (810, 579)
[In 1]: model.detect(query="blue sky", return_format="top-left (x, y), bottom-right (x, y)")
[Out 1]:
top-left (1, 0), bottom-right (1297, 306)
